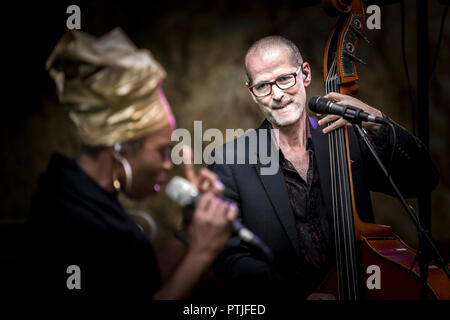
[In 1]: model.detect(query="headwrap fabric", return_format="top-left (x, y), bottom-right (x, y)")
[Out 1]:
top-left (46, 28), bottom-right (173, 146)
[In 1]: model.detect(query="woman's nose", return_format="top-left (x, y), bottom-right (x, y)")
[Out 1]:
top-left (163, 157), bottom-right (173, 171)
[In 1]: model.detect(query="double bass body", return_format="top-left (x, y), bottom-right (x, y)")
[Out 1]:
top-left (318, 233), bottom-right (450, 300)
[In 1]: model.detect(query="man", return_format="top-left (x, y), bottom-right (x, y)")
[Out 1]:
top-left (208, 36), bottom-right (439, 299)
top-left (23, 28), bottom-right (237, 299)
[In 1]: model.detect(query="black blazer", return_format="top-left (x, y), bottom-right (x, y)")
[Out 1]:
top-left (208, 117), bottom-right (439, 299)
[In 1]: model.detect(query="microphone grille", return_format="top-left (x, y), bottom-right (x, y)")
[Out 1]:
top-left (308, 96), bottom-right (327, 114)
top-left (165, 176), bottom-right (199, 207)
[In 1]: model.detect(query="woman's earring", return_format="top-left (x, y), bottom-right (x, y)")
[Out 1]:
top-left (113, 169), bottom-right (122, 192)
top-left (113, 143), bottom-right (133, 193)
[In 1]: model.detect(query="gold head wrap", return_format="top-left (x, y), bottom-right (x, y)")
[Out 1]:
top-left (46, 28), bottom-right (174, 146)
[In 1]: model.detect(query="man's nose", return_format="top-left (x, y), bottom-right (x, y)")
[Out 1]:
top-left (271, 84), bottom-right (284, 100)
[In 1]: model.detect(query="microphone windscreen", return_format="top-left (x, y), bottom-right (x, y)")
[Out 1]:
top-left (308, 96), bottom-right (328, 114)
top-left (165, 176), bottom-right (199, 206)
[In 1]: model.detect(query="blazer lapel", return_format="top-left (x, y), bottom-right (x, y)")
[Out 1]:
top-left (309, 117), bottom-right (333, 215)
top-left (253, 120), bottom-right (300, 256)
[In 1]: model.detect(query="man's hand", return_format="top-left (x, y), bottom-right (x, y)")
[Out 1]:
top-left (317, 92), bottom-right (384, 134)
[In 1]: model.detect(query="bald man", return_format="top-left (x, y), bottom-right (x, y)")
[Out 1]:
top-left (208, 36), bottom-right (439, 299)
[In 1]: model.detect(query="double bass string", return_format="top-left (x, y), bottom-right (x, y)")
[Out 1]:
top-left (335, 64), bottom-right (359, 300)
top-left (333, 72), bottom-right (353, 299)
top-left (325, 61), bottom-right (340, 297)
top-left (326, 57), bottom-right (359, 299)
top-left (328, 60), bottom-right (344, 299)
top-left (327, 59), bottom-right (345, 299)
top-left (334, 77), bottom-right (359, 300)
top-left (333, 70), bottom-right (352, 300)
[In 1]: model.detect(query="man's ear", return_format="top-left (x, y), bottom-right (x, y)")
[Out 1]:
top-left (246, 82), bottom-right (259, 104)
top-left (301, 62), bottom-right (312, 88)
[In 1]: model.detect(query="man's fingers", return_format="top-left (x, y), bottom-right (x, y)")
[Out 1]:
top-left (317, 114), bottom-right (350, 133)
top-left (322, 118), bottom-right (349, 134)
top-left (182, 145), bottom-right (196, 184)
top-left (318, 114), bottom-right (340, 126)
top-left (324, 92), bottom-right (344, 102)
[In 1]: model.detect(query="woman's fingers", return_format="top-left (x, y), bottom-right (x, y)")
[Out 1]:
top-left (226, 202), bottom-right (238, 221)
top-left (197, 168), bottom-right (224, 196)
top-left (182, 145), bottom-right (197, 184)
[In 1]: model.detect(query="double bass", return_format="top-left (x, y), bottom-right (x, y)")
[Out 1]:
top-left (315, 0), bottom-right (450, 300)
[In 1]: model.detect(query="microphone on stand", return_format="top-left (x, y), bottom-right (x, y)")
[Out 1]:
top-left (165, 176), bottom-right (273, 262)
top-left (308, 96), bottom-right (388, 124)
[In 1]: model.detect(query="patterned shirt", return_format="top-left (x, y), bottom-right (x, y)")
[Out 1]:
top-left (278, 119), bottom-right (333, 288)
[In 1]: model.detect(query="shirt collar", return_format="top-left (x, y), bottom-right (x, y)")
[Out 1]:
top-left (269, 115), bottom-right (314, 162)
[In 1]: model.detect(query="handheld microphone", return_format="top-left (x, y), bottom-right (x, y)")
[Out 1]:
top-left (166, 176), bottom-right (273, 261)
top-left (308, 96), bottom-right (388, 124)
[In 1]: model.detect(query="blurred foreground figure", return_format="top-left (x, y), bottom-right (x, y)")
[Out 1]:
top-left (27, 28), bottom-right (236, 298)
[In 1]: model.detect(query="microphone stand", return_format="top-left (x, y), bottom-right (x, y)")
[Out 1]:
top-left (350, 121), bottom-right (450, 300)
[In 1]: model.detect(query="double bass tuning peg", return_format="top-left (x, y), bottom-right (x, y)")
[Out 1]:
top-left (343, 16), bottom-right (369, 66)
top-left (344, 50), bottom-right (367, 65)
top-left (343, 42), bottom-right (367, 65)
top-left (349, 23), bottom-right (371, 46)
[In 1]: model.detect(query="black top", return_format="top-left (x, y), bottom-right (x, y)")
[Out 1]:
top-left (27, 153), bottom-right (161, 296)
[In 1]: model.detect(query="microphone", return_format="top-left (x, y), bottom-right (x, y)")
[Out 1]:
top-left (166, 176), bottom-right (273, 261)
top-left (308, 96), bottom-right (388, 124)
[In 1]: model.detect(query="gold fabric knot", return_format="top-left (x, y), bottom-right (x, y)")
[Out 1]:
top-left (46, 28), bottom-right (173, 146)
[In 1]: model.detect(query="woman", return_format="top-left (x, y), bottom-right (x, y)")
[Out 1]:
top-left (29, 28), bottom-right (236, 299)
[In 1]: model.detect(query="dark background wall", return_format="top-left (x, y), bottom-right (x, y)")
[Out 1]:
top-left (1, 0), bottom-right (449, 258)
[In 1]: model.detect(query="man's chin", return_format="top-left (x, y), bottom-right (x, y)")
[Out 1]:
top-left (271, 113), bottom-right (301, 127)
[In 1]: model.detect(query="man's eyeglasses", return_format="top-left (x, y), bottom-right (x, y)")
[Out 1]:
top-left (248, 65), bottom-right (302, 98)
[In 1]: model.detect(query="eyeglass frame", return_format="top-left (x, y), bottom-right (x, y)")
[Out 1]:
top-left (246, 64), bottom-right (304, 98)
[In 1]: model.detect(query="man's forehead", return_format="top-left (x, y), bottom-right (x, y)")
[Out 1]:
top-left (247, 47), bottom-right (295, 81)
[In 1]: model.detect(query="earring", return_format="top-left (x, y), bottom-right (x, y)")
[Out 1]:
top-left (113, 143), bottom-right (133, 193)
top-left (113, 170), bottom-right (122, 191)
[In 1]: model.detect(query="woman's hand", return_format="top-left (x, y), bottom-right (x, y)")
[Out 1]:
top-left (188, 192), bottom-right (237, 259)
top-left (178, 145), bottom-right (227, 233)
top-left (182, 145), bottom-right (224, 196)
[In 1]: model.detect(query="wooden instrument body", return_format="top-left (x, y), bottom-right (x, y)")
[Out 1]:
top-left (318, 0), bottom-right (450, 300)
top-left (318, 233), bottom-right (450, 300)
